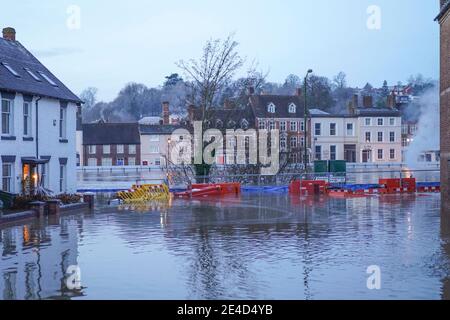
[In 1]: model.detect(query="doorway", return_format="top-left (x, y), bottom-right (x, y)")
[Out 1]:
top-left (362, 150), bottom-right (372, 163)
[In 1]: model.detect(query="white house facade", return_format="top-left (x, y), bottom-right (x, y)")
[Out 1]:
top-left (311, 107), bottom-right (402, 163)
top-left (0, 28), bottom-right (81, 195)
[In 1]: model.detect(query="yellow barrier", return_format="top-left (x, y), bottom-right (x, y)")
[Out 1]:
top-left (117, 184), bottom-right (170, 203)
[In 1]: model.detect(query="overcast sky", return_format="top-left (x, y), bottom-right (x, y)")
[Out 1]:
top-left (0, 0), bottom-right (440, 101)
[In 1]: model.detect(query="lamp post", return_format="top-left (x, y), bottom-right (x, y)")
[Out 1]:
top-left (303, 69), bottom-right (313, 171)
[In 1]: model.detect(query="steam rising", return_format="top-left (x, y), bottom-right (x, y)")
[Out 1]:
top-left (405, 86), bottom-right (439, 167)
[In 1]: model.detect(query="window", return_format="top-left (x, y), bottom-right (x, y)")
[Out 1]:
top-left (241, 119), bottom-right (249, 129)
top-left (290, 121), bottom-right (298, 132)
top-left (128, 157), bottom-right (136, 166)
top-left (24, 68), bottom-right (41, 81)
top-left (330, 123), bottom-right (337, 136)
top-left (301, 137), bottom-right (305, 147)
top-left (129, 145), bottom-right (136, 155)
top-left (2, 163), bottom-right (13, 192)
top-left (389, 118), bottom-right (395, 126)
top-left (59, 107), bottom-right (66, 139)
top-left (116, 158), bottom-right (125, 166)
top-left (315, 146), bottom-right (322, 160)
top-left (117, 145), bottom-right (124, 154)
top-left (103, 145), bottom-right (111, 154)
top-left (280, 137), bottom-right (287, 149)
top-left (288, 103), bottom-right (296, 113)
top-left (88, 145), bottom-right (96, 154)
top-left (1, 99), bottom-right (13, 135)
top-left (2, 62), bottom-right (20, 77)
top-left (390, 132), bottom-right (395, 142)
top-left (269, 121), bottom-right (275, 130)
top-left (268, 103), bottom-right (276, 113)
top-left (315, 123), bottom-right (321, 136)
top-left (300, 121), bottom-right (305, 132)
top-left (290, 153), bottom-right (299, 163)
top-left (150, 146), bottom-right (160, 153)
top-left (346, 123), bottom-right (354, 136)
top-left (377, 132), bottom-right (383, 142)
top-left (290, 136), bottom-right (298, 148)
top-left (41, 163), bottom-right (49, 188)
top-left (23, 102), bottom-right (32, 136)
top-left (259, 121), bottom-right (266, 130)
top-left (377, 149), bottom-right (383, 160)
top-left (215, 120), bottom-right (223, 128)
top-left (149, 135), bottom-right (159, 142)
top-left (102, 158), bottom-right (112, 166)
top-left (390, 149), bottom-right (395, 160)
top-left (377, 118), bottom-right (384, 126)
top-left (365, 118), bottom-right (371, 126)
top-left (330, 145), bottom-right (337, 161)
top-left (88, 158), bottom-right (97, 166)
top-left (280, 121), bottom-right (286, 132)
top-left (38, 71), bottom-right (58, 87)
top-left (365, 132), bottom-right (371, 142)
top-left (59, 164), bottom-right (66, 192)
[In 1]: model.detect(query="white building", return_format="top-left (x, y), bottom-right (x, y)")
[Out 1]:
top-left (0, 27), bottom-right (81, 195)
top-left (311, 104), bottom-right (402, 163)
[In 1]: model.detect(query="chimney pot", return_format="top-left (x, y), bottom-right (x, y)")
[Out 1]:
top-left (162, 101), bottom-right (170, 125)
top-left (2, 27), bottom-right (16, 41)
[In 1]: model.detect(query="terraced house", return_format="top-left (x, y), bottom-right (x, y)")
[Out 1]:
top-left (0, 27), bottom-right (81, 196)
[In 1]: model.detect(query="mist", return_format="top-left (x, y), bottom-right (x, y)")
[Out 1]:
top-left (405, 85), bottom-right (440, 167)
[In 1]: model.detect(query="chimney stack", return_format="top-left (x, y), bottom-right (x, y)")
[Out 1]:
top-left (247, 87), bottom-right (255, 95)
top-left (362, 95), bottom-right (373, 108)
top-left (352, 94), bottom-right (359, 108)
top-left (295, 88), bottom-right (302, 97)
top-left (162, 101), bottom-right (170, 125)
top-left (2, 27), bottom-right (16, 41)
top-left (224, 99), bottom-right (233, 110)
top-left (387, 95), bottom-right (396, 109)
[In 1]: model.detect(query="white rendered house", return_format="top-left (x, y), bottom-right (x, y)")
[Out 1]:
top-left (0, 28), bottom-right (81, 195)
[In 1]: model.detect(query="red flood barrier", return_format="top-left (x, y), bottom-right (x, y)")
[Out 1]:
top-left (289, 180), bottom-right (328, 195)
top-left (175, 183), bottom-right (241, 198)
top-left (379, 178), bottom-right (416, 194)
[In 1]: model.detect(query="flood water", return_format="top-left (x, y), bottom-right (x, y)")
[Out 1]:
top-left (1, 193), bottom-right (449, 300)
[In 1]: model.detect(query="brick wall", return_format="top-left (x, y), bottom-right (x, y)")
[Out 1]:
top-left (440, 8), bottom-right (450, 212)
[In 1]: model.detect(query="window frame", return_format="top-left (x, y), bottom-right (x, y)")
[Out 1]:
top-left (1, 99), bottom-right (13, 136)
top-left (2, 163), bottom-right (13, 193)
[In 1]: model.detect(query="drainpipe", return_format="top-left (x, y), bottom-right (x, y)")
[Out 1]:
top-left (35, 97), bottom-right (42, 159)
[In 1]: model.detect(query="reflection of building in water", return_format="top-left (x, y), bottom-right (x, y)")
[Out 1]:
top-left (0, 216), bottom-right (83, 300)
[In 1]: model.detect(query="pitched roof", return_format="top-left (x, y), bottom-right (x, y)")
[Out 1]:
top-left (0, 37), bottom-right (81, 103)
top-left (191, 104), bottom-right (256, 130)
top-left (139, 124), bottom-right (187, 135)
top-left (249, 94), bottom-right (305, 119)
top-left (436, 0), bottom-right (450, 21)
top-left (356, 107), bottom-right (401, 117)
top-left (82, 123), bottom-right (141, 145)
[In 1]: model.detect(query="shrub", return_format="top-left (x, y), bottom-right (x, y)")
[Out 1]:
top-left (55, 193), bottom-right (82, 205)
top-left (12, 194), bottom-right (49, 210)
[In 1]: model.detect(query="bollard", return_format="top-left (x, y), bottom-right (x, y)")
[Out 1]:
top-left (83, 193), bottom-right (95, 209)
top-left (30, 201), bottom-right (46, 218)
top-left (47, 200), bottom-right (61, 216)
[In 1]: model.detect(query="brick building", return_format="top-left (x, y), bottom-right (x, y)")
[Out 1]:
top-left (82, 122), bottom-right (141, 166)
top-left (437, 1), bottom-right (450, 212)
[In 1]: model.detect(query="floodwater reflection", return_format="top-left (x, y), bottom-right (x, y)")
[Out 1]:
top-left (0, 193), bottom-right (449, 300)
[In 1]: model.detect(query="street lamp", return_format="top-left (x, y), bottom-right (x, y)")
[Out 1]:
top-left (303, 69), bottom-right (313, 171)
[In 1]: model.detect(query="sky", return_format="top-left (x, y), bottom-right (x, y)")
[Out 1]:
top-left (0, 0), bottom-right (440, 102)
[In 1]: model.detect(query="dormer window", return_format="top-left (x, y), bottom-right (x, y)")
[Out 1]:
top-left (216, 119), bottom-right (223, 128)
top-left (267, 103), bottom-right (276, 113)
top-left (2, 62), bottom-right (20, 77)
top-left (228, 120), bottom-right (236, 128)
top-left (241, 119), bottom-right (249, 129)
top-left (289, 103), bottom-right (297, 113)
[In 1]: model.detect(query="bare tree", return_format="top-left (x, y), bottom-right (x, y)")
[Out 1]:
top-left (177, 34), bottom-right (244, 121)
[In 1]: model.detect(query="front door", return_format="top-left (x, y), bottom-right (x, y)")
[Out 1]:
top-left (22, 164), bottom-right (37, 195)
top-left (362, 150), bottom-right (372, 163)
